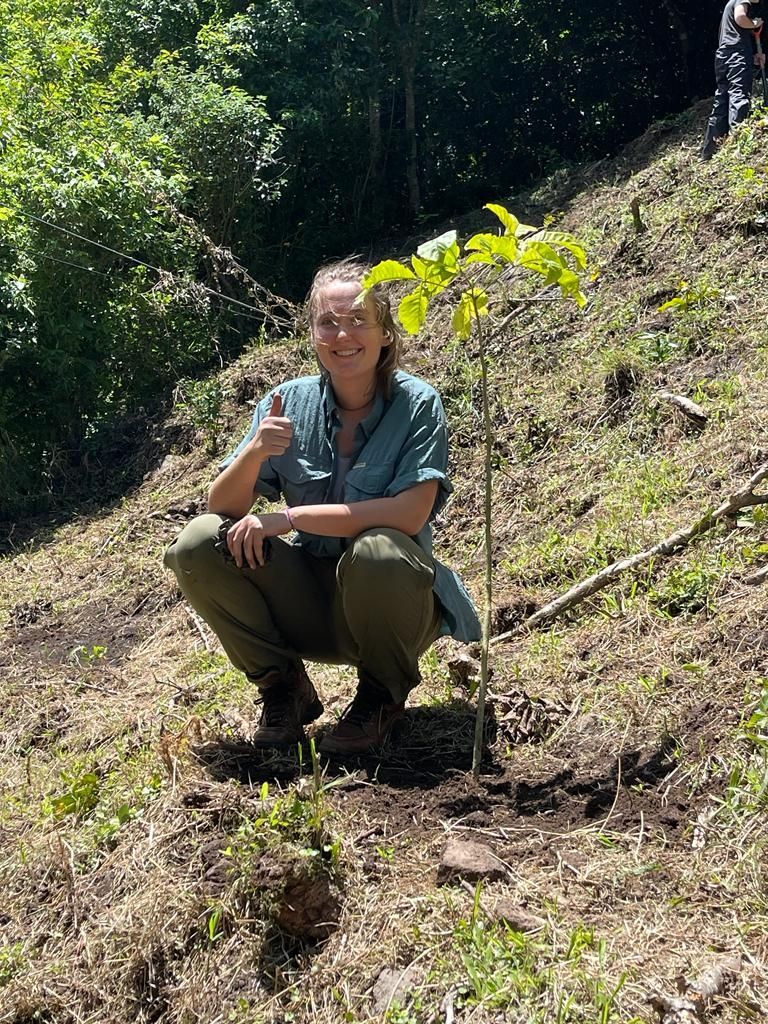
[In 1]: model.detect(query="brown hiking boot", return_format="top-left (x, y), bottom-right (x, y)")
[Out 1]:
top-left (252, 662), bottom-right (324, 748)
top-left (318, 676), bottom-right (404, 756)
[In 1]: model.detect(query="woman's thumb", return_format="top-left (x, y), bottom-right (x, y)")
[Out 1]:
top-left (269, 392), bottom-right (283, 417)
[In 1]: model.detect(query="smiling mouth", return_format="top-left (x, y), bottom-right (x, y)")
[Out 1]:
top-left (333, 348), bottom-right (362, 357)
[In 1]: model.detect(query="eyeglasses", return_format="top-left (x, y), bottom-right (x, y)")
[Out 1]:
top-left (314, 314), bottom-right (380, 338)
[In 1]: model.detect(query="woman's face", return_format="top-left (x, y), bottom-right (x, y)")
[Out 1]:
top-left (311, 280), bottom-right (389, 394)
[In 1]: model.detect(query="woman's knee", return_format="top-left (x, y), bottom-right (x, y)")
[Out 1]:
top-left (339, 529), bottom-right (433, 588)
top-left (163, 513), bottom-right (226, 576)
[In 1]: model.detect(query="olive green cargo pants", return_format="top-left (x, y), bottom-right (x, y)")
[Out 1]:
top-left (163, 514), bottom-right (442, 704)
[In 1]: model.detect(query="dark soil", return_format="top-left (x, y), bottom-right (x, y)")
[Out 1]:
top-left (197, 698), bottom-right (716, 867)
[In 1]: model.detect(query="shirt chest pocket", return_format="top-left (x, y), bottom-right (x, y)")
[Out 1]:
top-left (278, 458), bottom-right (331, 507)
top-left (344, 461), bottom-right (395, 503)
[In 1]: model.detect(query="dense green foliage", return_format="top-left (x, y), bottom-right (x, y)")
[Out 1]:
top-left (0, 0), bottom-right (280, 512)
top-left (0, 0), bottom-right (729, 514)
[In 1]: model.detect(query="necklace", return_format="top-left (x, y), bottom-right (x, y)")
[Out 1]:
top-left (338, 397), bottom-right (374, 413)
top-left (339, 403), bottom-right (372, 413)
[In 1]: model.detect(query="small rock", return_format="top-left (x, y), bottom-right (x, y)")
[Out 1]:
top-left (491, 899), bottom-right (545, 932)
top-left (447, 649), bottom-right (481, 689)
top-left (437, 838), bottom-right (506, 885)
top-left (371, 964), bottom-right (419, 1015)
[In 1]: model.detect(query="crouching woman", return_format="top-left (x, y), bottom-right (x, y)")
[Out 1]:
top-left (164, 258), bottom-right (480, 755)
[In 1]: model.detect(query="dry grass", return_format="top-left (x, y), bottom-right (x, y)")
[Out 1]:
top-left (2, 104), bottom-right (768, 1023)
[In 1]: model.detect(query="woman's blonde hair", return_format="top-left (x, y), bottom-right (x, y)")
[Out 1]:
top-left (306, 257), bottom-right (403, 398)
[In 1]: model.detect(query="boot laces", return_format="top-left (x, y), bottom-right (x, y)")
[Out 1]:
top-left (260, 686), bottom-right (293, 727)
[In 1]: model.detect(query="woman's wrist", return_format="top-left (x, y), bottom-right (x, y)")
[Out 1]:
top-left (284, 507), bottom-right (296, 530)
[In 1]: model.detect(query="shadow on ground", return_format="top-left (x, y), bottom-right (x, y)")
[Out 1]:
top-left (195, 702), bottom-right (500, 788)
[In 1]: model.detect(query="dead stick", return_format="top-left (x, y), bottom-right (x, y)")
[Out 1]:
top-left (492, 463), bottom-right (768, 646)
top-left (185, 607), bottom-right (212, 651)
top-left (648, 954), bottom-right (741, 1024)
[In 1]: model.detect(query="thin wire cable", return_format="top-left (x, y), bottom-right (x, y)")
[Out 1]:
top-left (4, 240), bottom-right (112, 278)
top-left (3, 238), bottom-right (270, 325)
top-left (13, 208), bottom-right (283, 322)
top-left (0, 84), bottom-right (291, 324)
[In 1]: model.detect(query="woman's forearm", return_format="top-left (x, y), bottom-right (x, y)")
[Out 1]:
top-left (289, 481), bottom-right (438, 538)
top-left (207, 445), bottom-right (265, 518)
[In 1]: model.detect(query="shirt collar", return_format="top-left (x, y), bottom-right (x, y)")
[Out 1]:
top-left (321, 376), bottom-right (387, 440)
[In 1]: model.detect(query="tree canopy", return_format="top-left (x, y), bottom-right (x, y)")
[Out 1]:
top-left (0, 0), bottom-right (728, 514)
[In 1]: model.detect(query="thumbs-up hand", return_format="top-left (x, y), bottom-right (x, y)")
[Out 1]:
top-left (253, 390), bottom-right (293, 458)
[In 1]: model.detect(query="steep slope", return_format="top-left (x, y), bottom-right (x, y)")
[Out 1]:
top-left (1, 104), bottom-right (767, 1024)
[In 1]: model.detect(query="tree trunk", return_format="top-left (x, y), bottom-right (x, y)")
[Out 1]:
top-left (355, 0), bottom-right (384, 225)
top-left (391, 0), bottom-right (423, 218)
top-left (659, 0), bottom-right (692, 97)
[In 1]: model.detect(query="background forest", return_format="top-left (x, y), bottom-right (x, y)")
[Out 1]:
top-left (0, 0), bottom-right (733, 516)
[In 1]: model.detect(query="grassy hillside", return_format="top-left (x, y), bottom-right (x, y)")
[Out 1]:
top-left (2, 103), bottom-right (767, 1024)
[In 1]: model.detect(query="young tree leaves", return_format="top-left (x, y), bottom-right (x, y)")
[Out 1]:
top-left (452, 286), bottom-right (489, 341)
top-left (398, 288), bottom-right (429, 334)
top-left (484, 202), bottom-right (519, 235)
top-left (365, 208), bottom-right (588, 337)
top-left (416, 229), bottom-right (458, 260)
top-left (465, 232), bottom-right (519, 264)
top-left (363, 260), bottom-right (417, 286)
top-left (527, 229), bottom-right (588, 270)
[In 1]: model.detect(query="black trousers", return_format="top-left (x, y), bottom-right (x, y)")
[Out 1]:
top-left (702, 50), bottom-right (754, 152)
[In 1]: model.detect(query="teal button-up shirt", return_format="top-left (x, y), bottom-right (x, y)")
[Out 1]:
top-left (221, 370), bottom-right (481, 643)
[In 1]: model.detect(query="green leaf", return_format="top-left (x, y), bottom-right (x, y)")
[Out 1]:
top-left (398, 288), bottom-right (429, 334)
top-left (526, 229), bottom-right (587, 269)
top-left (0, 207), bottom-right (15, 221)
top-left (416, 229), bottom-right (458, 260)
top-left (484, 203), bottom-right (519, 235)
top-left (557, 267), bottom-right (587, 307)
top-left (411, 252), bottom-right (459, 295)
top-left (466, 233), bottom-right (518, 263)
top-left (451, 287), bottom-right (489, 341)
top-left (410, 254), bottom-right (431, 281)
top-left (441, 240), bottom-right (461, 272)
top-left (519, 240), bottom-right (563, 280)
top-left (463, 251), bottom-right (498, 266)
top-left (452, 297), bottom-right (472, 340)
top-left (363, 260), bottom-right (417, 287)
top-left (465, 287), bottom-right (489, 315)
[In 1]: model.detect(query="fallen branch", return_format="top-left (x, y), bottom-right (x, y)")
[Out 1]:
top-left (492, 462), bottom-right (768, 646)
top-left (744, 564), bottom-right (768, 586)
top-left (658, 391), bottom-right (708, 428)
top-left (185, 607), bottom-right (212, 651)
top-left (648, 954), bottom-right (741, 1024)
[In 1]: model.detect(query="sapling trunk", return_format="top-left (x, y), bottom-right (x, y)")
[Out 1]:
top-left (362, 206), bottom-right (587, 781)
top-left (471, 298), bottom-right (493, 779)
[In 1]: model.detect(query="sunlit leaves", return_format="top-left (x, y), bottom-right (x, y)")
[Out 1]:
top-left (416, 229), bottom-right (458, 261)
top-left (365, 228), bottom-right (463, 334)
top-left (367, 206), bottom-right (587, 336)
top-left (465, 232), bottom-right (519, 264)
top-left (452, 287), bottom-right (489, 341)
top-left (519, 241), bottom-right (587, 306)
top-left (484, 203), bottom-right (519, 235)
top-left (398, 288), bottom-right (429, 334)
top-left (529, 229), bottom-right (587, 270)
top-left (362, 260), bottom-right (417, 286)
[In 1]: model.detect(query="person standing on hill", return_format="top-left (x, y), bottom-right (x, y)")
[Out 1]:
top-left (701, 0), bottom-right (765, 160)
top-left (164, 259), bottom-right (480, 756)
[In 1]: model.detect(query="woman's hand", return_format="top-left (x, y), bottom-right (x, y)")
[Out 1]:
top-left (226, 512), bottom-right (291, 568)
top-left (252, 392), bottom-right (292, 459)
